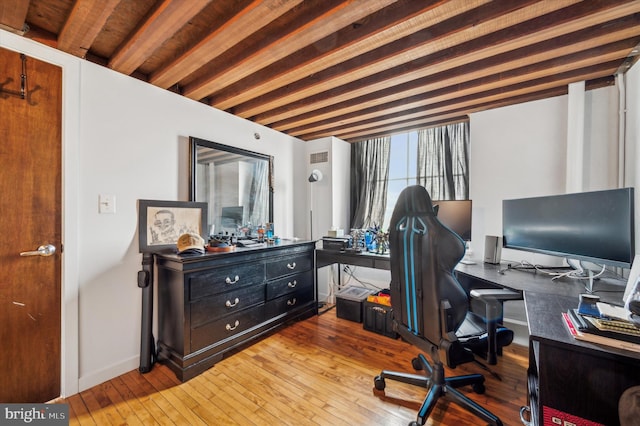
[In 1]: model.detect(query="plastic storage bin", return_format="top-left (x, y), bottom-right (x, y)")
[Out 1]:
top-left (336, 286), bottom-right (373, 322)
top-left (363, 301), bottom-right (397, 338)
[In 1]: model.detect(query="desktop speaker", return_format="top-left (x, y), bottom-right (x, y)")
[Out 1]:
top-left (484, 236), bottom-right (502, 264)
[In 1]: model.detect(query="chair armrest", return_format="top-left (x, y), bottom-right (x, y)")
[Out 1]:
top-left (469, 288), bottom-right (522, 302)
top-left (469, 289), bottom-right (522, 364)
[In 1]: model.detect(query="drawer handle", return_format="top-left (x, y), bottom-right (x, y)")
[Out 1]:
top-left (226, 320), bottom-right (240, 331)
top-left (225, 297), bottom-right (240, 308)
top-left (287, 298), bottom-right (297, 306)
top-left (286, 262), bottom-right (296, 270)
top-left (288, 280), bottom-right (297, 288)
top-left (225, 275), bottom-right (240, 284)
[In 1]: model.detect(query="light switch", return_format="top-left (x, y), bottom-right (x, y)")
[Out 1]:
top-left (99, 194), bottom-right (116, 214)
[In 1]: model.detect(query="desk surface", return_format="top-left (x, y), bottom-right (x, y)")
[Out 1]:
top-left (316, 248), bottom-right (627, 304)
top-left (455, 262), bottom-right (626, 304)
top-left (316, 248), bottom-right (391, 270)
top-left (524, 291), bottom-right (640, 360)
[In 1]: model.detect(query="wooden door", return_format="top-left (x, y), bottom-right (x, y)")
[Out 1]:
top-left (0, 47), bottom-right (62, 402)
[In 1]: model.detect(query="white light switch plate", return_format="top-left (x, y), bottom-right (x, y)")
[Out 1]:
top-left (99, 194), bottom-right (116, 214)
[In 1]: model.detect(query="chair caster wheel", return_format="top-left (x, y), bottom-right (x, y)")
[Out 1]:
top-left (411, 357), bottom-right (422, 371)
top-left (408, 421), bottom-right (420, 426)
top-left (472, 383), bottom-right (486, 394)
top-left (374, 375), bottom-right (386, 391)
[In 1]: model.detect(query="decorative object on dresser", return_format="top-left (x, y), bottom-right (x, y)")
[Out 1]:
top-left (138, 199), bottom-right (208, 253)
top-left (137, 199), bottom-right (208, 373)
top-left (155, 240), bottom-right (316, 381)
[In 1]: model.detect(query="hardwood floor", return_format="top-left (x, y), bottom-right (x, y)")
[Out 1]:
top-left (63, 309), bottom-right (529, 425)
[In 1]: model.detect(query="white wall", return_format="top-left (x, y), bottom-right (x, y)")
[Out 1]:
top-left (626, 60), bottom-right (640, 255)
top-left (469, 95), bottom-right (569, 265)
top-left (304, 136), bottom-right (351, 241)
top-left (304, 137), bottom-right (351, 302)
top-left (1, 30), bottom-right (307, 395)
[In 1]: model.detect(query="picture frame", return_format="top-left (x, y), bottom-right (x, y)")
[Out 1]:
top-left (138, 199), bottom-right (208, 253)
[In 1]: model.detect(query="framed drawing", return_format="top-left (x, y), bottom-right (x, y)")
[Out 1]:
top-left (138, 199), bottom-right (208, 253)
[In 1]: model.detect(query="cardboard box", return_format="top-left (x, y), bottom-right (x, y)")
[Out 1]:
top-left (336, 286), bottom-right (373, 323)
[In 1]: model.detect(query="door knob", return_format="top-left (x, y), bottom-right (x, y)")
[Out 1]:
top-left (20, 244), bottom-right (56, 257)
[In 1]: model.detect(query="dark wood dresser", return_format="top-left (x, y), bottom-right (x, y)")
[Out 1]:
top-left (155, 240), bottom-right (316, 381)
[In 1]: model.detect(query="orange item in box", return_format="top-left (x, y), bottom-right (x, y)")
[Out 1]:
top-left (367, 294), bottom-right (391, 306)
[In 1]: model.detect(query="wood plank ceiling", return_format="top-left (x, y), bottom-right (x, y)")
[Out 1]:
top-left (3, 0), bottom-right (640, 142)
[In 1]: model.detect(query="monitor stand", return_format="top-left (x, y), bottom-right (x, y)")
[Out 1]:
top-left (460, 242), bottom-right (476, 264)
top-left (585, 269), bottom-right (595, 294)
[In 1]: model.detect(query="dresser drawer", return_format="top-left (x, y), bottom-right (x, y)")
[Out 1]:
top-left (189, 262), bottom-right (265, 300)
top-left (266, 285), bottom-right (315, 317)
top-left (266, 253), bottom-right (312, 279)
top-left (191, 304), bottom-right (266, 352)
top-left (266, 270), bottom-right (313, 300)
top-left (191, 283), bottom-right (266, 327)
top-left (155, 241), bottom-right (316, 381)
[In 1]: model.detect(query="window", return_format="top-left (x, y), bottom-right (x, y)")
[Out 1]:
top-left (383, 132), bottom-right (418, 230)
top-left (351, 122), bottom-right (469, 231)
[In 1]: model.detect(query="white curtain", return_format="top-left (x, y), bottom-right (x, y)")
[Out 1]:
top-left (417, 122), bottom-right (469, 200)
top-left (350, 137), bottom-right (391, 228)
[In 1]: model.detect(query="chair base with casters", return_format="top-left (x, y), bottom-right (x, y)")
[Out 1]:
top-left (374, 329), bottom-right (503, 426)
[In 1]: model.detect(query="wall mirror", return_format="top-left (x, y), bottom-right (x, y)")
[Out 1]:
top-left (189, 136), bottom-right (273, 238)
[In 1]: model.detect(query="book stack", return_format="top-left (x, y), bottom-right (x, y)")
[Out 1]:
top-left (562, 308), bottom-right (640, 353)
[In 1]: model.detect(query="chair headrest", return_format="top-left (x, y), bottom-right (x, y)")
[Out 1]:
top-left (394, 185), bottom-right (436, 217)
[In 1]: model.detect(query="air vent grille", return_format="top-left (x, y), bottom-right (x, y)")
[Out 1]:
top-left (310, 151), bottom-right (329, 164)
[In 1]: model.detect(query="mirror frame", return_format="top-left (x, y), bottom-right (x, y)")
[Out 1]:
top-left (189, 136), bottom-right (274, 232)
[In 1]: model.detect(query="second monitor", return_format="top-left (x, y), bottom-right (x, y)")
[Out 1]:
top-left (432, 200), bottom-right (472, 241)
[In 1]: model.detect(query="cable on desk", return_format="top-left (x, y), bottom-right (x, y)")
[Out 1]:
top-left (499, 260), bottom-right (618, 294)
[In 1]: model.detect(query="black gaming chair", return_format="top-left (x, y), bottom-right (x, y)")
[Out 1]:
top-left (374, 185), bottom-right (513, 426)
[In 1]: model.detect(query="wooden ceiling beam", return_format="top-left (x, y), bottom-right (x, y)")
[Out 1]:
top-left (237, 0), bottom-right (576, 120)
top-left (182, 0), bottom-right (396, 101)
top-left (108, 0), bottom-right (212, 75)
top-left (57, 0), bottom-right (123, 58)
top-left (299, 62), bottom-right (619, 140)
top-left (294, 61), bottom-right (621, 140)
top-left (0, 0), bottom-right (29, 34)
top-left (149, 0), bottom-right (302, 89)
top-left (284, 48), bottom-right (631, 137)
top-left (343, 116), bottom-right (471, 143)
top-left (243, 0), bottom-right (640, 123)
top-left (206, 0), bottom-right (450, 110)
top-left (329, 77), bottom-right (613, 142)
top-left (179, 0), bottom-right (353, 99)
top-left (16, 0), bottom-right (640, 142)
top-left (270, 20), bottom-right (640, 132)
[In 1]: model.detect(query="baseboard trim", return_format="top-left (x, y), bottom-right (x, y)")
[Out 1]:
top-left (78, 355), bottom-right (139, 393)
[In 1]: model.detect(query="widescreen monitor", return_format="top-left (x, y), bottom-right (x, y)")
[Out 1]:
top-left (433, 200), bottom-right (472, 241)
top-left (502, 188), bottom-right (635, 268)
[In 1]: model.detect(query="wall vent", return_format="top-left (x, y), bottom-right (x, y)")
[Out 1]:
top-left (310, 151), bottom-right (329, 164)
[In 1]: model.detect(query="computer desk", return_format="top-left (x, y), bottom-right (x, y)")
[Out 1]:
top-left (316, 248), bottom-right (640, 425)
